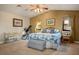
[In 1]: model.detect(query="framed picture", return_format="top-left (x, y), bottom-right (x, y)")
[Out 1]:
top-left (13, 18), bottom-right (23, 27)
top-left (47, 18), bottom-right (55, 25)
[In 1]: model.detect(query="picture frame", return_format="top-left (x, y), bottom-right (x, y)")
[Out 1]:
top-left (47, 18), bottom-right (55, 25)
top-left (13, 18), bottom-right (23, 27)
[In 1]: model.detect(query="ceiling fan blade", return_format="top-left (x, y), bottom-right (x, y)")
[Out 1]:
top-left (27, 5), bottom-right (37, 10)
top-left (16, 5), bottom-right (22, 7)
top-left (43, 8), bottom-right (48, 10)
top-left (25, 9), bottom-right (28, 11)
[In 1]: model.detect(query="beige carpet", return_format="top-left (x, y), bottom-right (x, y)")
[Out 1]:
top-left (0, 40), bottom-right (79, 55)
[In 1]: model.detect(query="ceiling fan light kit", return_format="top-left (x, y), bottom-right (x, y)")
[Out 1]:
top-left (17, 4), bottom-right (48, 13)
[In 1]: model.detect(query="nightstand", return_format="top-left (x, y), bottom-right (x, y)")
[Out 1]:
top-left (62, 31), bottom-right (71, 43)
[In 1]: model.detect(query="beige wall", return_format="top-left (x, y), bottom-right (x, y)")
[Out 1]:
top-left (30, 10), bottom-right (79, 32)
top-left (0, 11), bottom-right (30, 43)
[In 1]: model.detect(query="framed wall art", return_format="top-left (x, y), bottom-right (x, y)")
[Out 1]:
top-left (13, 18), bottom-right (23, 27)
top-left (47, 18), bottom-right (55, 26)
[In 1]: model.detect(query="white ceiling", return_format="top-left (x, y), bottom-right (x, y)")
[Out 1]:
top-left (0, 4), bottom-right (79, 17)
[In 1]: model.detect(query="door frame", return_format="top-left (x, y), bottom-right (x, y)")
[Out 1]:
top-left (73, 15), bottom-right (79, 42)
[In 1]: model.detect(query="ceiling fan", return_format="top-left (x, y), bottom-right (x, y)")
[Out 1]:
top-left (17, 4), bottom-right (48, 13)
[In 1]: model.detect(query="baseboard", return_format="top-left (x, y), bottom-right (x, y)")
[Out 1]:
top-left (74, 41), bottom-right (79, 43)
top-left (0, 41), bottom-right (4, 44)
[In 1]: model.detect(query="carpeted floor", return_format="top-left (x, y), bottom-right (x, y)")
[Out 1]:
top-left (0, 40), bottom-right (79, 55)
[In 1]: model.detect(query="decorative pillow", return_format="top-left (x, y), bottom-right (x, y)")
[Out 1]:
top-left (41, 29), bottom-right (47, 33)
top-left (53, 29), bottom-right (59, 33)
top-left (49, 29), bottom-right (59, 33)
top-left (41, 28), bottom-right (59, 33)
top-left (46, 29), bottom-right (51, 33)
top-left (50, 29), bottom-right (54, 33)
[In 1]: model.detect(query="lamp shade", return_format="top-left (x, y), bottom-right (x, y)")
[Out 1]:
top-left (35, 22), bottom-right (41, 30)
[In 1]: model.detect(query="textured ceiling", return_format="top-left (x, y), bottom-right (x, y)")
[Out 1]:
top-left (0, 4), bottom-right (79, 17)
